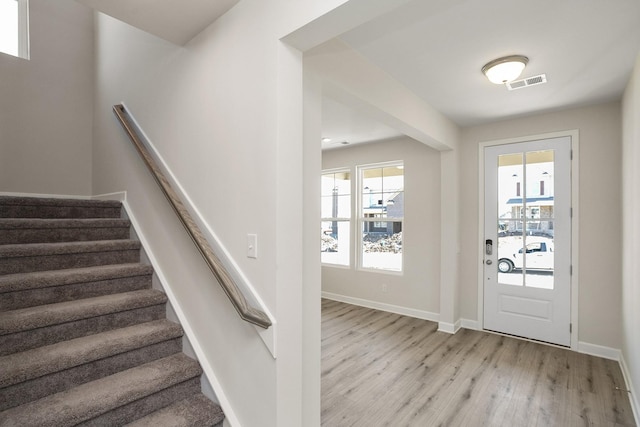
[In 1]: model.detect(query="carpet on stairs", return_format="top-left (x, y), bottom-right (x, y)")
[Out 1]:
top-left (0, 196), bottom-right (224, 426)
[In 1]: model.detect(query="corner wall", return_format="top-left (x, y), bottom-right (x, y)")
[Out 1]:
top-left (621, 54), bottom-right (640, 420)
top-left (459, 101), bottom-right (623, 350)
top-left (0, 0), bottom-right (93, 196)
top-left (322, 137), bottom-right (441, 318)
top-left (92, 5), bottom-right (283, 425)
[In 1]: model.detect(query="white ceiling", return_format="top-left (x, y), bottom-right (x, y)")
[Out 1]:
top-left (75, 0), bottom-right (240, 45)
top-left (322, 0), bottom-right (640, 149)
top-left (321, 97), bottom-right (403, 149)
top-left (75, 0), bottom-right (639, 148)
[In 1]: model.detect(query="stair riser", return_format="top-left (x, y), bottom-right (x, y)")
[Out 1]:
top-left (125, 394), bottom-right (225, 427)
top-left (0, 304), bottom-right (166, 356)
top-left (0, 338), bottom-right (182, 411)
top-left (0, 227), bottom-right (130, 245)
top-left (0, 249), bottom-right (140, 275)
top-left (0, 275), bottom-right (153, 311)
top-left (80, 378), bottom-right (201, 427)
top-left (0, 206), bottom-right (121, 219)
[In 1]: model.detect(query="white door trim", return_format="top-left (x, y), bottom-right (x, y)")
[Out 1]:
top-left (477, 130), bottom-right (579, 350)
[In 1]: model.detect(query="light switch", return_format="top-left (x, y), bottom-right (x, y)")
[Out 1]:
top-left (247, 234), bottom-right (258, 259)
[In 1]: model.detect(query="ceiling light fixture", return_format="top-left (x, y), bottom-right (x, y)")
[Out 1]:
top-left (482, 55), bottom-right (529, 84)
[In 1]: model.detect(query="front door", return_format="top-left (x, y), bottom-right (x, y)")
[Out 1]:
top-left (483, 137), bottom-right (572, 346)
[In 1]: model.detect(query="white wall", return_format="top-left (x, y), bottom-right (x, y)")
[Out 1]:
top-left (459, 101), bottom-right (622, 350)
top-left (322, 137), bottom-right (441, 317)
top-left (0, 0), bottom-right (93, 195)
top-left (622, 54), bottom-right (640, 419)
top-left (92, 2), bottom-right (301, 425)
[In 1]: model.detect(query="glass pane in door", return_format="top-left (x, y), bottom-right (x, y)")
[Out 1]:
top-left (523, 150), bottom-right (555, 289)
top-left (497, 154), bottom-right (524, 286)
top-left (496, 150), bottom-right (557, 289)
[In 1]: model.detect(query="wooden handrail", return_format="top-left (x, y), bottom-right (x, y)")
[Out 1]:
top-left (113, 104), bottom-right (272, 329)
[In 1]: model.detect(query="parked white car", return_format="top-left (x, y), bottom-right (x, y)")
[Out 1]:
top-left (498, 240), bottom-right (554, 273)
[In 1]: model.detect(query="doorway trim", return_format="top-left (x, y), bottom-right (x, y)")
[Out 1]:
top-left (477, 129), bottom-right (579, 350)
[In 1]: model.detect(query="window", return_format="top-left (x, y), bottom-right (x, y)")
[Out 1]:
top-left (321, 170), bottom-right (351, 266)
top-left (359, 163), bottom-right (404, 272)
top-left (0, 0), bottom-right (29, 59)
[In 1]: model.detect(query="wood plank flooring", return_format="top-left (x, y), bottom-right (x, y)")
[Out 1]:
top-left (321, 299), bottom-right (636, 427)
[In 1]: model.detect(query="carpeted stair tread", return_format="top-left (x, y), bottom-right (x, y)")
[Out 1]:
top-left (0, 319), bottom-right (183, 388)
top-left (0, 218), bottom-right (130, 244)
top-left (0, 218), bottom-right (130, 229)
top-left (0, 239), bottom-right (141, 258)
top-left (0, 196), bottom-right (122, 209)
top-left (0, 289), bottom-right (167, 336)
top-left (0, 240), bottom-right (142, 275)
top-left (0, 195), bottom-right (224, 424)
top-left (0, 196), bottom-right (122, 219)
top-left (0, 353), bottom-right (202, 427)
top-left (0, 263), bottom-right (153, 294)
top-left (125, 394), bottom-right (225, 427)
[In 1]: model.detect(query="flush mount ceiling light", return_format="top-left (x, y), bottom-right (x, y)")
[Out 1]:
top-left (482, 55), bottom-right (529, 84)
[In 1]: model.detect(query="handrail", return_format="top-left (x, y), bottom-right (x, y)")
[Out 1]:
top-left (113, 104), bottom-right (272, 329)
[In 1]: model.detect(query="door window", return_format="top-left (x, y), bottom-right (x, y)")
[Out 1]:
top-left (496, 150), bottom-right (555, 289)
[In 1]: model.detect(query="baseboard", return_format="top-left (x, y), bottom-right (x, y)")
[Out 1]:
top-left (439, 318), bottom-right (480, 334)
top-left (321, 291), bottom-right (439, 323)
top-left (577, 341), bottom-right (621, 361)
top-left (460, 318), bottom-right (481, 330)
top-left (620, 353), bottom-right (640, 425)
top-left (438, 320), bottom-right (461, 334)
top-left (92, 191), bottom-right (126, 202)
top-left (0, 191), bottom-right (90, 199)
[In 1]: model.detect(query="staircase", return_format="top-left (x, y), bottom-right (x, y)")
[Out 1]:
top-left (0, 196), bottom-right (224, 426)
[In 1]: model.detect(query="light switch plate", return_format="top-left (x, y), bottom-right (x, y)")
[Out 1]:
top-left (247, 234), bottom-right (258, 258)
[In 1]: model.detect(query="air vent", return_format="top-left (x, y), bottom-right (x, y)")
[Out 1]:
top-left (506, 74), bottom-right (547, 91)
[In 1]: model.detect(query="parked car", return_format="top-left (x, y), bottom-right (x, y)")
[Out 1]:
top-left (498, 240), bottom-right (554, 273)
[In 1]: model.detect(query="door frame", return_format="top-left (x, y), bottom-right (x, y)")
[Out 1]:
top-left (477, 130), bottom-right (580, 350)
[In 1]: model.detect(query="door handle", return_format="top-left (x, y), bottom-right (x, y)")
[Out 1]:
top-left (485, 239), bottom-right (493, 255)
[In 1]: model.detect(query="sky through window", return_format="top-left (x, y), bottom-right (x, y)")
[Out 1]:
top-left (0, 0), bottom-right (19, 57)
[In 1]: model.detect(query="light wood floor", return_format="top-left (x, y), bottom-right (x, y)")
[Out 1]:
top-left (321, 299), bottom-right (636, 427)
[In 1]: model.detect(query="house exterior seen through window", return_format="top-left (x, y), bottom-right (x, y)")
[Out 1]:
top-left (321, 162), bottom-right (404, 273)
top-left (359, 162), bottom-right (404, 272)
top-left (321, 170), bottom-right (351, 266)
top-left (0, 0), bottom-right (29, 59)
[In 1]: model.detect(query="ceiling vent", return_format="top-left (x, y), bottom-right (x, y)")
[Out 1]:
top-left (506, 74), bottom-right (547, 91)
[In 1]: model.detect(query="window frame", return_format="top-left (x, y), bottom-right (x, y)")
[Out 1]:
top-left (321, 168), bottom-right (352, 268)
top-left (17, 0), bottom-right (29, 59)
top-left (357, 161), bottom-right (404, 274)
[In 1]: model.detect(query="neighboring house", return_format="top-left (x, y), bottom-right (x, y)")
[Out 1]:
top-left (503, 196), bottom-right (555, 236)
top-left (362, 192), bottom-right (403, 235)
top-left (2, 1), bottom-right (639, 426)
